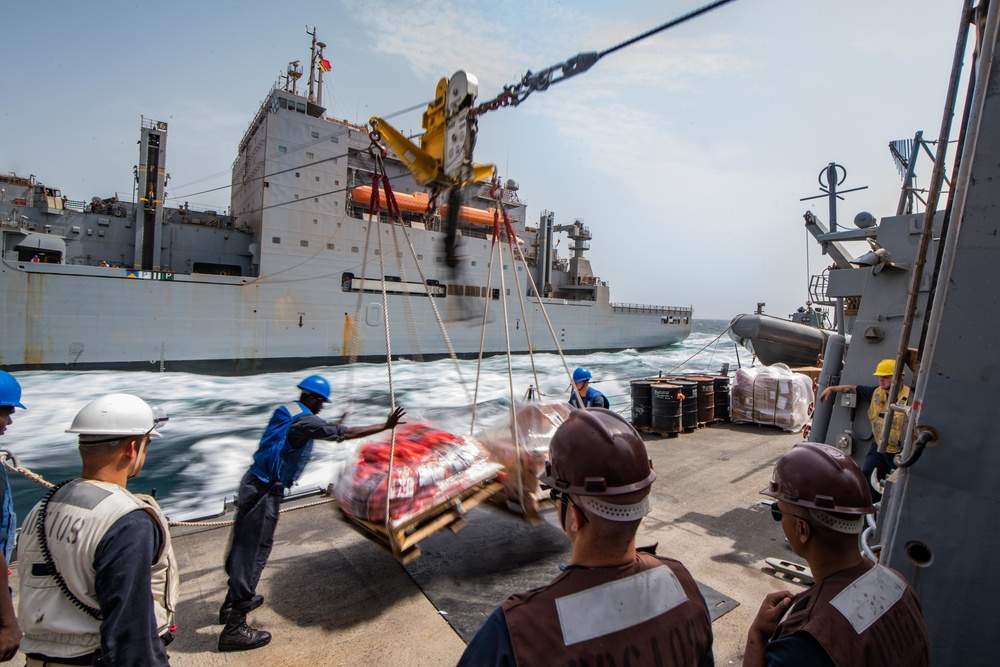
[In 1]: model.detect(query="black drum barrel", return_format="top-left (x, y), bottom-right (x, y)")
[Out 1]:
top-left (651, 383), bottom-right (682, 434)
top-left (713, 375), bottom-right (731, 421)
top-left (630, 379), bottom-right (656, 429)
top-left (667, 379), bottom-right (699, 431)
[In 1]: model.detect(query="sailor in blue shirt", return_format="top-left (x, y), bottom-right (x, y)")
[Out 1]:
top-left (568, 367), bottom-right (609, 409)
top-left (0, 371), bottom-right (24, 661)
top-left (218, 375), bottom-right (405, 652)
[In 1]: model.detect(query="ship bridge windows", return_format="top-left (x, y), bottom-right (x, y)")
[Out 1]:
top-left (277, 97), bottom-right (307, 114)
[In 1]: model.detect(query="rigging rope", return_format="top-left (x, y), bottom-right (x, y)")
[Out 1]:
top-left (365, 138), bottom-right (403, 547)
top-left (662, 320), bottom-right (737, 376)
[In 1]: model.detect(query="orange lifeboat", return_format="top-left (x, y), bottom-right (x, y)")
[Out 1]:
top-left (351, 185), bottom-right (499, 226)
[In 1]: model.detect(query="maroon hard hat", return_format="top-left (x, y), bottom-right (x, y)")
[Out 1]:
top-left (762, 442), bottom-right (875, 514)
top-left (540, 408), bottom-right (656, 497)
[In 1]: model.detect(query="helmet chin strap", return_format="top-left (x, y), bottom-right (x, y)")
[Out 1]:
top-left (126, 436), bottom-right (149, 479)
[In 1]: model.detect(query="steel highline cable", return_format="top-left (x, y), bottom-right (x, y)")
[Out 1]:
top-left (599, 0), bottom-right (739, 59)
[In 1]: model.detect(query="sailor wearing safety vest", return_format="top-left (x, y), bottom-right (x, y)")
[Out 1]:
top-left (18, 394), bottom-right (177, 667)
top-left (744, 442), bottom-right (930, 666)
top-left (819, 358), bottom-right (909, 502)
top-left (458, 409), bottom-right (714, 667)
top-left (568, 367), bottom-right (609, 409)
top-left (0, 371), bottom-right (25, 661)
top-left (218, 375), bottom-right (405, 652)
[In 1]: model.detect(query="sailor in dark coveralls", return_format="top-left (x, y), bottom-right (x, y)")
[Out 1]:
top-left (458, 408), bottom-right (714, 667)
top-left (218, 374), bottom-right (404, 652)
top-left (743, 442), bottom-right (930, 667)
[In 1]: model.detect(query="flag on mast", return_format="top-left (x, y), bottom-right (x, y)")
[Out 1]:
top-left (319, 57), bottom-right (332, 72)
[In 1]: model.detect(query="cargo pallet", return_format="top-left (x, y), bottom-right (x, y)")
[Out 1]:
top-left (486, 488), bottom-right (557, 525)
top-left (637, 418), bottom-right (728, 438)
top-left (338, 480), bottom-right (503, 564)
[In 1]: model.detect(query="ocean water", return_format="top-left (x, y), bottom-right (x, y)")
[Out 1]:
top-left (3, 319), bottom-right (746, 522)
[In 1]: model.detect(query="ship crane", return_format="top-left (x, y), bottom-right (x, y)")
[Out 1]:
top-left (370, 0), bottom-right (740, 193)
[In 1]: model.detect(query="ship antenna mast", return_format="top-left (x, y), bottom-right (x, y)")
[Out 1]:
top-left (316, 40), bottom-right (327, 107)
top-left (307, 25), bottom-right (319, 104)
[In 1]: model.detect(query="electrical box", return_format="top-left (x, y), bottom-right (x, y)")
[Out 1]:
top-left (840, 392), bottom-right (857, 408)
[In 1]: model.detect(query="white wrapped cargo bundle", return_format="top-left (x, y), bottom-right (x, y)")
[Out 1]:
top-left (731, 364), bottom-right (814, 432)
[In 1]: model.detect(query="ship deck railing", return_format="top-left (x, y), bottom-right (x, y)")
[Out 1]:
top-left (611, 303), bottom-right (692, 315)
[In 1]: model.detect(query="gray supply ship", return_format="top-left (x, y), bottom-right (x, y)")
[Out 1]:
top-left (0, 45), bottom-right (691, 374)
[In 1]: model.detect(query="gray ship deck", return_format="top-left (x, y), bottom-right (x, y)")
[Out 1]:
top-left (14, 423), bottom-right (805, 665)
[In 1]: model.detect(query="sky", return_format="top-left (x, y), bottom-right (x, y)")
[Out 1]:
top-left (0, 0), bottom-right (968, 319)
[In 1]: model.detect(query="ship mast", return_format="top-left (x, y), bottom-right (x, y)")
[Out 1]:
top-left (306, 26), bottom-right (328, 106)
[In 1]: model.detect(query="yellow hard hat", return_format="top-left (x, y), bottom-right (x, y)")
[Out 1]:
top-left (873, 359), bottom-right (896, 377)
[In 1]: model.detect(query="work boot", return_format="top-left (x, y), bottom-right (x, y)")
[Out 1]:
top-left (218, 593), bottom-right (264, 624)
top-left (218, 612), bottom-right (271, 652)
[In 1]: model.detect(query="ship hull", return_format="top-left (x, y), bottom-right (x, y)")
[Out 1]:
top-left (1, 258), bottom-right (690, 374)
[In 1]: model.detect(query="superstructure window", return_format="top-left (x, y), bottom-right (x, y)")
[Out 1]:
top-left (311, 131), bottom-right (319, 139)
top-left (272, 237), bottom-right (281, 244)
top-left (279, 98), bottom-right (287, 109)
top-left (278, 146), bottom-right (287, 154)
top-left (300, 240), bottom-right (309, 247)
top-left (306, 152), bottom-right (314, 159)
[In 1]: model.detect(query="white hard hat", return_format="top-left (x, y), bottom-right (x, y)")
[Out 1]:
top-left (66, 393), bottom-right (164, 440)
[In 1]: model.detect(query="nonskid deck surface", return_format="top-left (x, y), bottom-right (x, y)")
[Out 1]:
top-left (12, 424), bottom-right (804, 665)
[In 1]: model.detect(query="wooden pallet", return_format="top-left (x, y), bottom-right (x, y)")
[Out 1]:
top-left (338, 480), bottom-right (503, 564)
top-left (487, 488), bottom-right (557, 524)
top-left (638, 426), bottom-right (681, 438)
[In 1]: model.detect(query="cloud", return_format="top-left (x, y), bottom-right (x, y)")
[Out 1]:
top-left (339, 0), bottom-right (754, 98)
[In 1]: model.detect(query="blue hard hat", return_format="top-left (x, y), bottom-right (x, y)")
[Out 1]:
top-left (297, 375), bottom-right (331, 402)
top-left (0, 371), bottom-right (25, 409)
top-left (573, 367), bottom-right (592, 384)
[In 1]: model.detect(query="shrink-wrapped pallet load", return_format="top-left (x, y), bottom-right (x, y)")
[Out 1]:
top-left (478, 401), bottom-right (571, 521)
top-left (336, 422), bottom-right (501, 528)
top-left (731, 364), bottom-right (814, 432)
